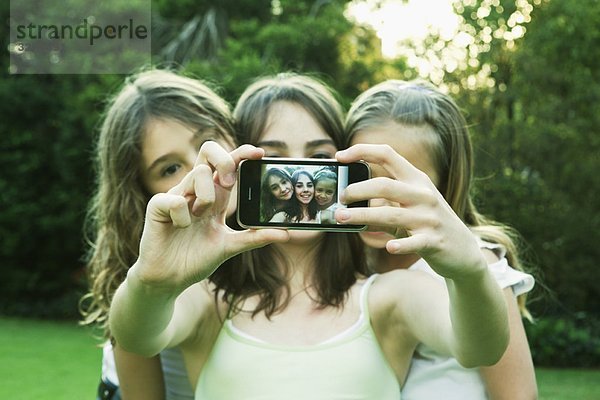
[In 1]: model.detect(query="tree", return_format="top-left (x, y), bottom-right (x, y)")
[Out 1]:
top-left (511, 0), bottom-right (600, 314)
top-left (392, 0), bottom-right (599, 316)
top-left (0, 0), bottom-right (407, 317)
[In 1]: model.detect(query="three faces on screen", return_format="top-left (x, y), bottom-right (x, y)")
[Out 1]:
top-left (260, 164), bottom-right (345, 225)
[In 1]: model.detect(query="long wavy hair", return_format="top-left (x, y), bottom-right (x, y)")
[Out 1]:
top-left (260, 167), bottom-right (293, 222)
top-left (281, 169), bottom-right (319, 222)
top-left (211, 73), bottom-right (368, 318)
top-left (80, 69), bottom-right (236, 338)
top-left (345, 79), bottom-right (532, 320)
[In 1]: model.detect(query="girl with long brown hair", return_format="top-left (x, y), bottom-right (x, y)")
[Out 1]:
top-left (81, 68), bottom-right (236, 400)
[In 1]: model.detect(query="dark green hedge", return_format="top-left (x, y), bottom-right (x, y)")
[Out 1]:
top-left (526, 314), bottom-right (600, 368)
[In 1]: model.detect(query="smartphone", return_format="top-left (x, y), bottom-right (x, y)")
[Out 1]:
top-left (237, 158), bottom-right (370, 231)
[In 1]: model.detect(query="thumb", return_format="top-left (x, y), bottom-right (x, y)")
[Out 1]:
top-left (226, 229), bottom-right (290, 256)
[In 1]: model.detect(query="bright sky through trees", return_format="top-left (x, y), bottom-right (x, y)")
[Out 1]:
top-left (346, 0), bottom-right (460, 58)
top-left (345, 0), bottom-right (539, 85)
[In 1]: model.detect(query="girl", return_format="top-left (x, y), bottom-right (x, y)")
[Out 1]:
top-left (314, 168), bottom-right (339, 224)
top-left (260, 167), bottom-right (293, 222)
top-left (80, 69), bottom-right (236, 400)
top-left (271, 169), bottom-right (319, 223)
top-left (109, 73), bottom-right (510, 399)
top-left (344, 79), bottom-right (537, 400)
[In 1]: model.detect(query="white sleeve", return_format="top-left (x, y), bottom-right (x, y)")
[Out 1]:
top-left (477, 239), bottom-right (535, 296)
top-left (487, 257), bottom-right (535, 295)
top-left (409, 240), bottom-right (535, 297)
top-left (102, 341), bottom-right (120, 384)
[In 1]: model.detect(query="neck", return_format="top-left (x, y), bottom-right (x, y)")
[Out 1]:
top-left (272, 237), bottom-right (321, 290)
top-left (300, 203), bottom-right (310, 219)
top-left (374, 249), bottom-right (421, 273)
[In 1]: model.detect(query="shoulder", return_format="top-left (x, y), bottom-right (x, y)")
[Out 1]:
top-left (176, 281), bottom-right (225, 348)
top-left (174, 282), bottom-right (223, 334)
top-left (476, 240), bottom-right (535, 295)
top-left (481, 248), bottom-right (501, 264)
top-left (269, 211), bottom-right (287, 222)
top-left (368, 271), bottom-right (439, 361)
top-left (369, 270), bottom-right (443, 323)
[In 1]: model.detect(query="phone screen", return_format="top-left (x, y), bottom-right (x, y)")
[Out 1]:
top-left (238, 158), bottom-right (369, 231)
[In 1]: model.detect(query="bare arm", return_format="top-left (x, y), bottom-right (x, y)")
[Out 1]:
top-left (480, 288), bottom-right (538, 400)
top-left (337, 144), bottom-right (509, 368)
top-left (114, 345), bottom-right (165, 400)
top-left (109, 143), bottom-right (289, 357)
top-left (375, 265), bottom-right (509, 369)
top-left (444, 264), bottom-right (509, 367)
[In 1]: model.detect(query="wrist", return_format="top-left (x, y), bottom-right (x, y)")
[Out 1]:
top-left (444, 256), bottom-right (489, 287)
top-left (127, 260), bottom-right (182, 298)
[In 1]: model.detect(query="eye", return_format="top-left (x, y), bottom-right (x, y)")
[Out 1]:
top-left (161, 164), bottom-right (181, 177)
top-left (310, 152), bottom-right (333, 159)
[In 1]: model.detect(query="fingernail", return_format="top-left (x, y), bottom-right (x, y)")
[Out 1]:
top-left (222, 173), bottom-right (235, 186)
top-left (337, 209), bottom-right (350, 221)
top-left (387, 241), bottom-right (400, 252)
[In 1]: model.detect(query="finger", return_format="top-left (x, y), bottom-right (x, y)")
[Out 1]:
top-left (167, 164), bottom-right (218, 217)
top-left (189, 165), bottom-right (217, 216)
top-left (336, 144), bottom-right (420, 181)
top-left (341, 177), bottom-right (437, 207)
top-left (195, 141), bottom-right (237, 188)
top-left (335, 206), bottom-right (434, 232)
top-left (147, 193), bottom-right (192, 228)
top-left (386, 234), bottom-right (431, 255)
top-left (229, 144), bottom-right (264, 166)
top-left (225, 228), bottom-right (290, 256)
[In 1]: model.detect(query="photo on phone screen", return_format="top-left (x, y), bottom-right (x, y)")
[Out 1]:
top-left (237, 158), bottom-right (369, 231)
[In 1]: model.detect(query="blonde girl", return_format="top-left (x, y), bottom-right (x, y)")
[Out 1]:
top-left (314, 168), bottom-right (339, 224)
top-left (345, 79), bottom-right (536, 400)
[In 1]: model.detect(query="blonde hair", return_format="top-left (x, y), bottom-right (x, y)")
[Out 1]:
top-left (346, 79), bottom-right (532, 320)
top-left (80, 69), bottom-right (236, 338)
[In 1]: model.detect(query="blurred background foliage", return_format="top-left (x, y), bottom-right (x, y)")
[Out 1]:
top-left (1, 0), bottom-right (598, 365)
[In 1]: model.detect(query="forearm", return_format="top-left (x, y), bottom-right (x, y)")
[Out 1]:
top-left (445, 264), bottom-right (509, 368)
top-left (109, 263), bottom-right (181, 357)
top-left (114, 345), bottom-right (166, 400)
top-left (481, 289), bottom-right (538, 400)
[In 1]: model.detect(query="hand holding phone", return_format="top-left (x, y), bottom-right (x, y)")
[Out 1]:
top-left (237, 158), bottom-right (370, 231)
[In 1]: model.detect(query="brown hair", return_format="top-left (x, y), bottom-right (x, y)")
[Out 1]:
top-left (80, 69), bottom-right (236, 338)
top-left (210, 73), bottom-right (368, 318)
top-left (346, 79), bottom-right (532, 320)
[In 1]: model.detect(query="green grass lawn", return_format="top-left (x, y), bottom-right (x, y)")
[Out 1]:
top-left (537, 367), bottom-right (600, 400)
top-left (0, 317), bottom-right (102, 399)
top-left (1, 317), bottom-right (599, 399)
